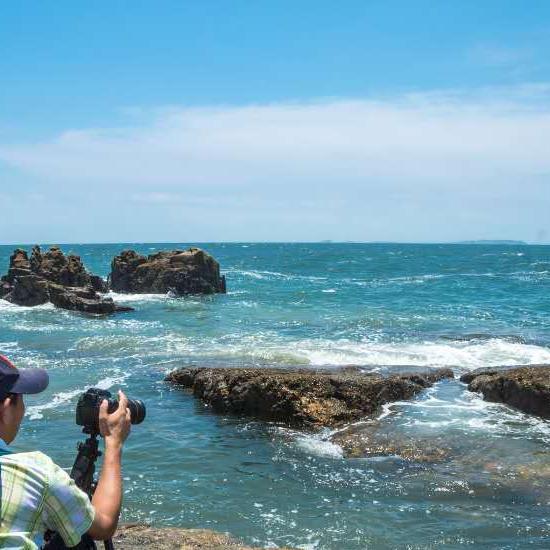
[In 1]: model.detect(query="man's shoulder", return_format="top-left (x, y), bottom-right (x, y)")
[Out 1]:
top-left (2, 451), bottom-right (63, 479)
top-left (3, 450), bottom-right (55, 465)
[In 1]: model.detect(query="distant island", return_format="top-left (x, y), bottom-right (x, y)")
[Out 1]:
top-left (454, 240), bottom-right (527, 245)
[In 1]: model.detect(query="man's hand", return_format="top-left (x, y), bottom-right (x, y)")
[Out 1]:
top-left (98, 390), bottom-right (131, 448)
top-left (89, 390), bottom-right (131, 540)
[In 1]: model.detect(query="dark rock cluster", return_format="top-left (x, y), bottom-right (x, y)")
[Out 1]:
top-left (166, 366), bottom-right (454, 428)
top-left (109, 248), bottom-right (226, 295)
top-left (460, 365), bottom-right (550, 418)
top-left (1, 246), bottom-right (129, 314)
top-left (1, 245), bottom-right (226, 315)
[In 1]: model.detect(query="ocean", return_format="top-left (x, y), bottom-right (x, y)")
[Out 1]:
top-left (1, 242), bottom-right (549, 549)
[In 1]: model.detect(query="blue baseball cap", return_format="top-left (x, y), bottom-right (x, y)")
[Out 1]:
top-left (0, 355), bottom-right (49, 401)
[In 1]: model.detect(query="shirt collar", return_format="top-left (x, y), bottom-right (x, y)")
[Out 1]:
top-left (0, 438), bottom-right (10, 452)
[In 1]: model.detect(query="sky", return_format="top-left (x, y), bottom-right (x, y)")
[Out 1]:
top-left (1, 0), bottom-right (549, 244)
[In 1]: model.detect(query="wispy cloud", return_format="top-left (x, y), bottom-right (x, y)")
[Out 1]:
top-left (0, 85), bottom-right (549, 243)
top-left (1, 84), bottom-right (550, 192)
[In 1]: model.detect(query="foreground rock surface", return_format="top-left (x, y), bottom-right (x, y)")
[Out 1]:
top-left (113, 525), bottom-right (264, 550)
top-left (110, 248), bottom-right (226, 295)
top-left (460, 365), bottom-right (550, 418)
top-left (1, 246), bottom-right (131, 314)
top-left (166, 366), bottom-right (454, 427)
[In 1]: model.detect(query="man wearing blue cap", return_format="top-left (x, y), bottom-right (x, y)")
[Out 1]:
top-left (0, 354), bottom-right (132, 548)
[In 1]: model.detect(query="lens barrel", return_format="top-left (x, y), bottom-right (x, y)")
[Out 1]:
top-left (127, 399), bottom-right (146, 424)
top-left (105, 397), bottom-right (146, 424)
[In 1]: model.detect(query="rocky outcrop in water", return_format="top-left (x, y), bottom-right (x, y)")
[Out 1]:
top-left (1, 246), bottom-right (131, 314)
top-left (460, 365), bottom-right (550, 419)
top-left (109, 248), bottom-right (226, 295)
top-left (28, 245), bottom-right (108, 291)
top-left (166, 366), bottom-right (454, 427)
top-left (113, 524), bottom-right (265, 549)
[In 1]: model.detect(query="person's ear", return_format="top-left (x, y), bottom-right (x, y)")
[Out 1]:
top-left (0, 398), bottom-right (9, 422)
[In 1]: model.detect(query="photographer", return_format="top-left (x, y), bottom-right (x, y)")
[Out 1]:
top-left (0, 354), bottom-right (131, 548)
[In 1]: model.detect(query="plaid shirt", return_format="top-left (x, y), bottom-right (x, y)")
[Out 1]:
top-left (0, 440), bottom-right (95, 549)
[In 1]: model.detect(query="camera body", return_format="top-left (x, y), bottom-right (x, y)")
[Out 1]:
top-left (76, 388), bottom-right (146, 434)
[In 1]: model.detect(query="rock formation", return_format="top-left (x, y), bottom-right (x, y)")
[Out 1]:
top-left (109, 248), bottom-right (226, 295)
top-left (113, 524), bottom-right (265, 550)
top-left (460, 365), bottom-right (550, 418)
top-left (28, 245), bottom-right (108, 291)
top-left (166, 366), bottom-right (454, 428)
top-left (1, 246), bottom-right (131, 314)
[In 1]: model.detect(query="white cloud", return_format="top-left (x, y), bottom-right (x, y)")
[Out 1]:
top-left (1, 85), bottom-right (550, 193)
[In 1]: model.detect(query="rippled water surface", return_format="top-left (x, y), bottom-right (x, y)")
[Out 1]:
top-left (1, 243), bottom-right (549, 549)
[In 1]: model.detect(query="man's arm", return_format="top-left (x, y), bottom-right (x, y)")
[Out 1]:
top-left (88, 391), bottom-right (131, 540)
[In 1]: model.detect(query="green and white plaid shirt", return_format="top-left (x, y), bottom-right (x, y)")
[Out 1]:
top-left (0, 439), bottom-right (95, 549)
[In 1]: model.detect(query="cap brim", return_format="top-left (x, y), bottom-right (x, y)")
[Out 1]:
top-left (10, 368), bottom-right (49, 395)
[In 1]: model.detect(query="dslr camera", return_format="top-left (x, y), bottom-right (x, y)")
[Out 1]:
top-left (76, 387), bottom-right (146, 434)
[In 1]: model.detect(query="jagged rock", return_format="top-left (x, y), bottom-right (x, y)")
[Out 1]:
top-left (113, 524), bottom-right (264, 550)
top-left (4, 274), bottom-right (50, 306)
top-left (330, 424), bottom-right (449, 461)
top-left (166, 366), bottom-right (454, 427)
top-left (1, 246), bottom-right (129, 314)
top-left (2, 249), bottom-right (32, 283)
top-left (460, 365), bottom-right (550, 418)
top-left (110, 248), bottom-right (226, 295)
top-left (29, 245), bottom-right (108, 291)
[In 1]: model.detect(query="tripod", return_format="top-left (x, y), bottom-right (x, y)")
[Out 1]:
top-left (43, 430), bottom-right (114, 550)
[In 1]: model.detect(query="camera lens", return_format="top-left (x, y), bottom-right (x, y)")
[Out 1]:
top-left (127, 399), bottom-right (146, 424)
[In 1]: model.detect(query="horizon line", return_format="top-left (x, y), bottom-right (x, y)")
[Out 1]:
top-left (0, 239), bottom-right (546, 247)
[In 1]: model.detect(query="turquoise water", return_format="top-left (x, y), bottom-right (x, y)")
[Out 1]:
top-left (1, 243), bottom-right (549, 549)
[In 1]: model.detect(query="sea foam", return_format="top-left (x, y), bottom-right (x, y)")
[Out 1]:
top-left (26, 374), bottom-right (129, 420)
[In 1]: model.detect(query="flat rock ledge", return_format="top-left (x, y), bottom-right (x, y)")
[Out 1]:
top-left (460, 365), bottom-right (550, 419)
top-left (0, 246), bottom-right (132, 314)
top-left (113, 524), bottom-right (267, 550)
top-left (166, 366), bottom-right (454, 428)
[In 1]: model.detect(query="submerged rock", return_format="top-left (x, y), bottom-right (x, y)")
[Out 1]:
top-left (1, 246), bottom-right (130, 314)
top-left (109, 248), bottom-right (226, 295)
top-left (166, 366), bottom-right (454, 428)
top-left (460, 365), bottom-right (550, 418)
top-left (113, 524), bottom-right (264, 549)
top-left (330, 423), bottom-right (450, 461)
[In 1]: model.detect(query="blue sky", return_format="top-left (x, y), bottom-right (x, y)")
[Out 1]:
top-left (1, 1), bottom-right (549, 243)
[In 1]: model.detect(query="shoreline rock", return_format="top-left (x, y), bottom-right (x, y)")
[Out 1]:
top-left (113, 524), bottom-right (265, 549)
top-left (1, 246), bottom-right (132, 314)
top-left (166, 366), bottom-right (454, 428)
top-left (109, 248), bottom-right (226, 295)
top-left (460, 365), bottom-right (550, 418)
